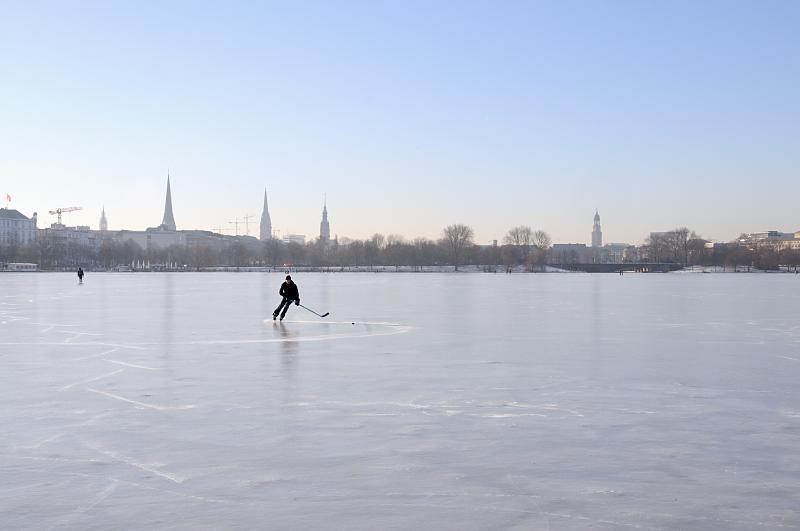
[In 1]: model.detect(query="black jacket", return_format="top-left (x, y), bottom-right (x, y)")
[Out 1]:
top-left (279, 280), bottom-right (299, 300)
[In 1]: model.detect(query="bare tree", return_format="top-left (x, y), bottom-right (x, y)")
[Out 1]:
top-left (261, 239), bottom-right (284, 267)
top-left (441, 224), bottom-right (474, 270)
top-left (687, 237), bottom-right (708, 267)
top-left (500, 245), bottom-right (516, 272)
top-left (785, 249), bottom-right (800, 273)
top-left (412, 237), bottom-right (437, 269)
top-left (370, 233), bottom-right (386, 249)
top-left (645, 233), bottom-right (670, 263)
top-left (386, 234), bottom-right (405, 246)
top-left (533, 230), bottom-right (551, 250)
top-left (504, 226), bottom-right (533, 247)
top-left (531, 230), bottom-right (552, 271)
top-left (669, 227), bottom-right (697, 266)
top-left (503, 226), bottom-right (532, 265)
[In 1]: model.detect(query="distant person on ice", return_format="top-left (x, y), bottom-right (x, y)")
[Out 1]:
top-left (77, 267), bottom-right (84, 283)
top-left (273, 275), bottom-right (300, 321)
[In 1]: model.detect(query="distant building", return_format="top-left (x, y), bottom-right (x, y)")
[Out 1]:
top-left (35, 178), bottom-right (267, 265)
top-left (737, 230), bottom-right (800, 251)
top-left (42, 224), bottom-right (104, 249)
top-left (319, 200), bottom-right (330, 244)
top-left (600, 243), bottom-right (629, 263)
top-left (99, 207), bottom-right (108, 231)
top-left (259, 189), bottom-right (272, 241)
top-left (0, 208), bottom-right (38, 245)
top-left (551, 243), bottom-right (592, 264)
top-left (160, 174), bottom-right (177, 231)
top-left (738, 231), bottom-right (794, 243)
top-left (591, 210), bottom-right (602, 248)
top-left (2, 262), bottom-right (38, 272)
top-left (118, 229), bottom-right (185, 250)
top-left (284, 234), bottom-right (306, 245)
top-left (623, 245), bottom-right (639, 263)
top-left (551, 241), bottom-right (632, 264)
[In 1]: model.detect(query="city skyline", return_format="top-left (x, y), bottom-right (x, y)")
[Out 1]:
top-left (2, 2), bottom-right (799, 243)
top-left (4, 175), bottom-right (800, 247)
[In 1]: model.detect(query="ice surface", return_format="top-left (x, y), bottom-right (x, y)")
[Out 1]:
top-left (1, 272), bottom-right (800, 530)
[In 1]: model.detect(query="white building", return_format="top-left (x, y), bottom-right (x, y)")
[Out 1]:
top-left (283, 234), bottom-right (306, 245)
top-left (600, 243), bottom-right (630, 263)
top-left (2, 262), bottom-right (38, 271)
top-left (0, 208), bottom-right (38, 245)
top-left (551, 243), bottom-right (592, 264)
top-left (116, 229), bottom-right (186, 250)
top-left (40, 225), bottom-right (106, 250)
top-left (737, 230), bottom-right (800, 251)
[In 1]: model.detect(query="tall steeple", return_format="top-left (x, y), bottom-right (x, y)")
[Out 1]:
top-left (99, 206), bottom-right (108, 231)
top-left (161, 172), bottom-right (176, 231)
top-left (319, 198), bottom-right (330, 244)
top-left (260, 189), bottom-right (272, 241)
top-left (591, 210), bottom-right (602, 248)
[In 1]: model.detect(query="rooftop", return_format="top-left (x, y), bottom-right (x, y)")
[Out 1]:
top-left (0, 208), bottom-right (32, 221)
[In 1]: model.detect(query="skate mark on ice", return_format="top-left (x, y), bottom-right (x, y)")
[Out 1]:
top-left (2, 455), bottom-right (103, 464)
top-left (43, 480), bottom-right (120, 531)
top-left (104, 359), bottom-right (158, 371)
top-left (18, 432), bottom-right (65, 449)
top-left (59, 331), bottom-right (102, 343)
top-left (72, 348), bottom-right (119, 361)
top-left (278, 319), bottom-right (406, 326)
top-left (91, 446), bottom-right (187, 484)
top-left (478, 413), bottom-right (548, 418)
top-left (86, 388), bottom-right (197, 412)
top-left (166, 325), bottom-right (412, 345)
top-left (0, 342), bottom-right (148, 351)
top-left (114, 477), bottom-right (244, 506)
top-left (61, 369), bottom-right (125, 391)
top-left (368, 502), bottom-right (668, 530)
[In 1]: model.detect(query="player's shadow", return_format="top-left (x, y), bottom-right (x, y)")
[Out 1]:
top-left (273, 321), bottom-right (299, 360)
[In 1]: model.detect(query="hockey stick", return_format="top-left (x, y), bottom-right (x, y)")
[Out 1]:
top-left (298, 303), bottom-right (330, 318)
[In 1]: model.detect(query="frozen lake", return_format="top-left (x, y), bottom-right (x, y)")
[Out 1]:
top-left (1, 272), bottom-right (799, 530)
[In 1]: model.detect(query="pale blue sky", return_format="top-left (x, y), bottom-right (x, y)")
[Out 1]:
top-left (1, 1), bottom-right (798, 244)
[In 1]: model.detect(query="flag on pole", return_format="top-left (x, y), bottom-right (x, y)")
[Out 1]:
top-left (5, 193), bottom-right (10, 203)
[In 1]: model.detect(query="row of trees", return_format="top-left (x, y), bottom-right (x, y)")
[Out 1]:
top-left (693, 243), bottom-right (800, 271)
top-left (3, 224), bottom-right (798, 271)
top-left (642, 228), bottom-right (800, 270)
top-left (643, 228), bottom-right (705, 265)
top-left (1, 224), bottom-right (553, 271)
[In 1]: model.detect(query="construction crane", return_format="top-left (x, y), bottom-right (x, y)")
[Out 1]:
top-left (242, 214), bottom-right (254, 236)
top-left (228, 218), bottom-right (241, 236)
top-left (49, 206), bottom-right (82, 225)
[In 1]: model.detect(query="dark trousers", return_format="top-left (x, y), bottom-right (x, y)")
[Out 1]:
top-left (273, 297), bottom-right (295, 319)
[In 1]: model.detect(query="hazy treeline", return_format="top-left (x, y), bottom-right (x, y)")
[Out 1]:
top-left (642, 228), bottom-right (800, 270)
top-left (2, 224), bottom-right (539, 271)
top-left (2, 224), bottom-right (799, 271)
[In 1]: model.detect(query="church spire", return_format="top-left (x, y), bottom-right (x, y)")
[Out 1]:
top-left (99, 206), bottom-right (108, 231)
top-left (161, 171), bottom-right (176, 231)
top-left (260, 188), bottom-right (272, 241)
top-left (319, 197), bottom-right (330, 244)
